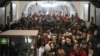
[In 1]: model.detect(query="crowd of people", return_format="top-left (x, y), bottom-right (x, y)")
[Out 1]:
top-left (2, 13), bottom-right (100, 56)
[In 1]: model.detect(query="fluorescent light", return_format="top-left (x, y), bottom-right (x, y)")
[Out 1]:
top-left (28, 37), bottom-right (32, 43)
top-left (84, 4), bottom-right (88, 8)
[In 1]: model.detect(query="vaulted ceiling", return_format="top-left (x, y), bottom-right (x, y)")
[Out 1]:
top-left (23, 1), bottom-right (77, 16)
top-left (0, 0), bottom-right (100, 8)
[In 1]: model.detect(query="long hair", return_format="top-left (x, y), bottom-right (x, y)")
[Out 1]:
top-left (58, 48), bottom-right (65, 56)
top-left (65, 36), bottom-right (74, 45)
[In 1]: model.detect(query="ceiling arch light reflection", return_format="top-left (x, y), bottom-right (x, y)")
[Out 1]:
top-left (23, 1), bottom-right (77, 17)
top-left (39, 3), bottom-right (58, 8)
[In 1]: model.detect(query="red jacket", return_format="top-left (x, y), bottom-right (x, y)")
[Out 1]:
top-left (62, 16), bottom-right (69, 22)
top-left (70, 50), bottom-right (87, 56)
top-left (45, 36), bottom-right (49, 44)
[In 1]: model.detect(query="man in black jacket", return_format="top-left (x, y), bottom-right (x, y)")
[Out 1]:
top-left (89, 29), bottom-right (100, 56)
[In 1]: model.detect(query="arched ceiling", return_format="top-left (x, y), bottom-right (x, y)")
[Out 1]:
top-left (23, 1), bottom-right (77, 17)
top-left (0, 0), bottom-right (100, 8)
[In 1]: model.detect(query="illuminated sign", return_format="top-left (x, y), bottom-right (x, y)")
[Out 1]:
top-left (0, 38), bottom-right (9, 45)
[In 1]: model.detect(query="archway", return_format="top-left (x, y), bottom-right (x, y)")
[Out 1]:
top-left (23, 1), bottom-right (77, 17)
